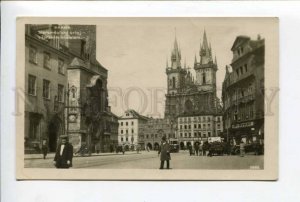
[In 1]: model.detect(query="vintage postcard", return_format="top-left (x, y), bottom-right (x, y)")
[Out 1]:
top-left (16, 17), bottom-right (278, 180)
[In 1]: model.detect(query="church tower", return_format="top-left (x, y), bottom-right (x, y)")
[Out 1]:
top-left (194, 30), bottom-right (218, 94)
top-left (166, 35), bottom-right (186, 95)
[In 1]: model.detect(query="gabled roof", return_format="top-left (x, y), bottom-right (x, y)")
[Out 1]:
top-left (119, 109), bottom-right (150, 120)
top-left (70, 57), bottom-right (87, 68)
top-left (231, 36), bottom-right (250, 51)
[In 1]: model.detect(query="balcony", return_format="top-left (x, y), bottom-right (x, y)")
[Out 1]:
top-left (237, 94), bottom-right (255, 104)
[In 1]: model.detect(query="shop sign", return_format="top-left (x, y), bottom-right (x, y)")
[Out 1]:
top-left (232, 121), bottom-right (254, 129)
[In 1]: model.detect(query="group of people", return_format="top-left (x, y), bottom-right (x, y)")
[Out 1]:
top-left (40, 136), bottom-right (74, 169)
top-left (187, 141), bottom-right (212, 156)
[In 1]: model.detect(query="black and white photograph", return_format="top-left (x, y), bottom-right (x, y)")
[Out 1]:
top-left (15, 17), bottom-right (278, 180)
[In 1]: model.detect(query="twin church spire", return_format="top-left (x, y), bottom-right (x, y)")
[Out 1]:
top-left (167, 29), bottom-right (217, 70)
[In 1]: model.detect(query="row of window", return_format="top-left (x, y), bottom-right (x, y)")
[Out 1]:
top-left (223, 84), bottom-right (254, 108)
top-left (179, 116), bottom-right (221, 123)
top-left (236, 63), bottom-right (248, 77)
top-left (28, 74), bottom-right (64, 101)
top-left (180, 132), bottom-right (212, 138)
top-left (120, 129), bottom-right (134, 134)
top-left (120, 136), bottom-right (134, 142)
top-left (29, 46), bottom-right (65, 75)
top-left (225, 105), bottom-right (255, 122)
top-left (179, 123), bottom-right (212, 130)
top-left (140, 134), bottom-right (173, 139)
top-left (120, 121), bottom-right (134, 126)
top-left (237, 46), bottom-right (244, 56)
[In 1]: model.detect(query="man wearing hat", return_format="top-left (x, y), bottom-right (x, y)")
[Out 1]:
top-left (53, 135), bottom-right (73, 169)
top-left (158, 135), bottom-right (171, 169)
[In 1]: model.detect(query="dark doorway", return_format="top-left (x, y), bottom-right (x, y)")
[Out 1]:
top-left (147, 143), bottom-right (152, 150)
top-left (187, 142), bottom-right (191, 147)
top-left (154, 142), bottom-right (160, 151)
top-left (180, 142), bottom-right (185, 150)
top-left (48, 117), bottom-right (62, 152)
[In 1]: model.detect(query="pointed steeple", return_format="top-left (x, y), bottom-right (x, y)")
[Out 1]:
top-left (194, 54), bottom-right (197, 64)
top-left (200, 29), bottom-right (213, 65)
top-left (184, 57), bottom-right (187, 68)
top-left (171, 29), bottom-right (181, 69)
top-left (214, 55), bottom-right (217, 65)
top-left (202, 29), bottom-right (209, 53)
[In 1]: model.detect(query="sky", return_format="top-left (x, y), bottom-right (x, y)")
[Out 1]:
top-left (95, 18), bottom-right (271, 117)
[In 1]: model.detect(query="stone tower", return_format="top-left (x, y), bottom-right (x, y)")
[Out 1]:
top-left (194, 30), bottom-right (218, 94)
top-left (166, 36), bottom-right (186, 95)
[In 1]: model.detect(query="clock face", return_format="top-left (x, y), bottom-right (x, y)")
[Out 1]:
top-left (69, 114), bottom-right (77, 122)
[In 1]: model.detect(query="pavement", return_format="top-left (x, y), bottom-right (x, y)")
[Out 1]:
top-left (24, 151), bottom-right (139, 160)
top-left (24, 150), bottom-right (264, 170)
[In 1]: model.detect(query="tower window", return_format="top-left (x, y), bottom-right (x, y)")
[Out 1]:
top-left (202, 73), bottom-right (206, 84)
top-left (172, 77), bottom-right (176, 88)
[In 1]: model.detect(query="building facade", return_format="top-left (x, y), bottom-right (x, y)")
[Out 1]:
top-left (177, 114), bottom-right (223, 149)
top-left (138, 118), bottom-right (175, 150)
top-left (66, 25), bottom-right (119, 153)
top-left (25, 25), bottom-right (70, 153)
top-left (164, 31), bottom-right (220, 122)
top-left (118, 110), bottom-right (149, 150)
top-left (222, 35), bottom-right (265, 144)
top-left (164, 31), bottom-right (223, 147)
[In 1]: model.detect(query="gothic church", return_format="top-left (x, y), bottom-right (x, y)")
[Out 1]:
top-left (165, 30), bottom-right (222, 120)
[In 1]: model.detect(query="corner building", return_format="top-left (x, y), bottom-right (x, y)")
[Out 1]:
top-left (24, 25), bottom-right (70, 153)
top-left (222, 35), bottom-right (265, 144)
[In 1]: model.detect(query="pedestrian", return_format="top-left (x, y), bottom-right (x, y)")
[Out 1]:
top-left (53, 136), bottom-right (73, 169)
top-left (240, 140), bottom-right (245, 157)
top-left (194, 142), bottom-right (199, 156)
top-left (158, 135), bottom-right (171, 169)
top-left (188, 144), bottom-right (193, 156)
top-left (41, 139), bottom-right (48, 159)
top-left (199, 142), bottom-right (203, 156)
top-left (122, 144), bottom-right (125, 155)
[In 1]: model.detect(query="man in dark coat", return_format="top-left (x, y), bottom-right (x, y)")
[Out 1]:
top-left (41, 139), bottom-right (48, 159)
top-left (194, 142), bottom-right (200, 156)
top-left (53, 136), bottom-right (73, 169)
top-left (158, 135), bottom-right (171, 169)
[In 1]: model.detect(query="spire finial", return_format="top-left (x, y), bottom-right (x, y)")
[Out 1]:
top-left (202, 29), bottom-right (209, 53)
top-left (215, 55), bottom-right (217, 65)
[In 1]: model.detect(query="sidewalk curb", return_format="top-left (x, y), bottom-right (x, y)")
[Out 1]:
top-left (25, 152), bottom-right (145, 160)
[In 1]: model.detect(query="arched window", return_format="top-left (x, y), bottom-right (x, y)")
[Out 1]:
top-left (172, 77), bottom-right (176, 88)
top-left (185, 100), bottom-right (193, 113)
top-left (202, 73), bottom-right (206, 84)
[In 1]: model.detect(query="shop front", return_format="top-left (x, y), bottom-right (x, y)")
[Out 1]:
top-left (230, 119), bottom-right (264, 144)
